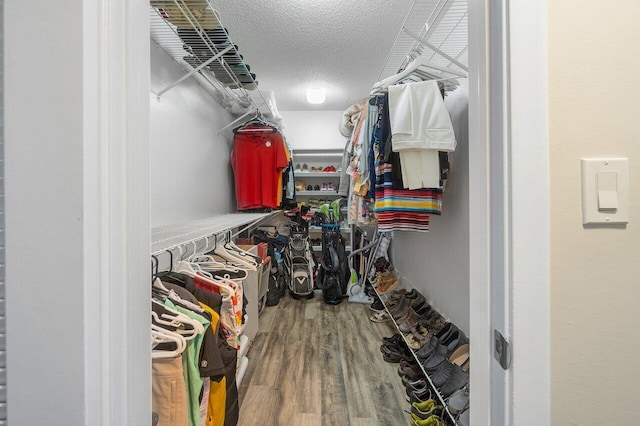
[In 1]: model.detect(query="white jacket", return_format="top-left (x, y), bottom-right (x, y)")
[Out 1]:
top-left (388, 80), bottom-right (456, 152)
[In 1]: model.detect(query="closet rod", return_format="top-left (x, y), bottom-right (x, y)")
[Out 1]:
top-left (402, 26), bottom-right (468, 72)
top-left (153, 44), bottom-right (233, 99)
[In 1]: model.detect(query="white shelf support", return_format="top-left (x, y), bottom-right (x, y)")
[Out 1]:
top-left (402, 26), bottom-right (469, 72)
top-left (153, 44), bottom-right (233, 99)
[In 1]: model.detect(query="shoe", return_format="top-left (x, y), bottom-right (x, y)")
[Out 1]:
top-left (413, 302), bottom-right (433, 318)
top-left (439, 363), bottom-right (469, 397)
top-left (313, 184), bottom-right (321, 191)
top-left (301, 163), bottom-right (309, 172)
top-left (457, 407), bottom-right (470, 426)
top-left (447, 385), bottom-right (469, 416)
top-left (369, 311), bottom-right (390, 323)
top-left (408, 387), bottom-right (432, 404)
top-left (323, 165), bottom-right (336, 172)
top-left (411, 399), bottom-right (443, 420)
top-left (382, 333), bottom-right (403, 345)
top-left (422, 343), bottom-right (449, 373)
top-left (327, 182), bottom-right (335, 191)
top-left (429, 360), bottom-right (455, 389)
top-left (388, 296), bottom-right (411, 320)
top-left (434, 323), bottom-right (460, 344)
top-left (295, 181), bottom-right (306, 192)
top-left (374, 257), bottom-right (390, 272)
top-left (373, 270), bottom-right (395, 285)
top-left (438, 327), bottom-right (469, 357)
top-left (370, 298), bottom-right (385, 312)
top-left (406, 381), bottom-right (429, 399)
top-left (321, 182), bottom-right (328, 191)
top-left (295, 163), bottom-right (302, 172)
top-left (381, 344), bottom-right (412, 363)
top-left (421, 327), bottom-right (465, 368)
top-left (401, 371), bottom-right (425, 386)
top-left (418, 312), bottom-right (447, 333)
top-left (376, 274), bottom-right (399, 295)
top-left (449, 344), bottom-right (470, 367)
top-left (311, 166), bottom-right (319, 172)
top-left (306, 184), bottom-right (313, 191)
top-left (416, 335), bottom-right (440, 361)
top-left (412, 415), bottom-right (446, 426)
top-left (407, 332), bottom-right (429, 349)
top-left (398, 309), bottom-right (419, 334)
top-left (382, 351), bottom-right (402, 363)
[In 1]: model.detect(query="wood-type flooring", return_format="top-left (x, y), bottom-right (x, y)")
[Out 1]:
top-left (237, 292), bottom-right (409, 426)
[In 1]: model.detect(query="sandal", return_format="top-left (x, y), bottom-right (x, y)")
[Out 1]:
top-left (369, 311), bottom-right (391, 323)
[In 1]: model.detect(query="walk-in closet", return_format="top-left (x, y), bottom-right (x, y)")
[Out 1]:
top-left (149, 0), bottom-right (470, 425)
top-left (12, 0), bottom-right (640, 425)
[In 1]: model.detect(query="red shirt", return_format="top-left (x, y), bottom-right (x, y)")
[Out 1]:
top-left (231, 128), bottom-right (289, 210)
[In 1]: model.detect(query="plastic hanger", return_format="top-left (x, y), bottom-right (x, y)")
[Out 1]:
top-left (224, 240), bottom-right (262, 264)
top-left (151, 307), bottom-right (201, 341)
top-left (151, 324), bottom-right (187, 359)
top-left (214, 241), bottom-right (257, 271)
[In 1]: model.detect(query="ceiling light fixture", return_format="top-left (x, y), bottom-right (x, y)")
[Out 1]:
top-left (306, 87), bottom-right (326, 104)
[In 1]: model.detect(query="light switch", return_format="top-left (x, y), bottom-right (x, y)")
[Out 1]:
top-left (581, 158), bottom-right (629, 225)
top-left (597, 172), bottom-right (618, 209)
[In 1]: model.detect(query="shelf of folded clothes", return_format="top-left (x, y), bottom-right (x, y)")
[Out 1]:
top-left (369, 264), bottom-right (470, 425)
top-left (150, 0), bottom-right (277, 118)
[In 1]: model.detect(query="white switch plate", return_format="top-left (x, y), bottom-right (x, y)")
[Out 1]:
top-left (581, 158), bottom-right (629, 225)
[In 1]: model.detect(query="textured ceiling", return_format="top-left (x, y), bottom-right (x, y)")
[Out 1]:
top-left (152, 1), bottom-right (469, 113)
top-left (210, 0), bottom-right (416, 111)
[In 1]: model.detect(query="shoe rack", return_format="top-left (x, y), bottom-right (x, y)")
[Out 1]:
top-left (293, 149), bottom-right (343, 199)
top-left (373, 285), bottom-right (462, 425)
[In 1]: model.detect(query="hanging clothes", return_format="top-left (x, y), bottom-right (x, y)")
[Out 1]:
top-left (388, 80), bottom-right (457, 189)
top-left (231, 125), bottom-right (290, 210)
top-left (156, 271), bottom-right (241, 426)
top-left (372, 93), bottom-right (442, 233)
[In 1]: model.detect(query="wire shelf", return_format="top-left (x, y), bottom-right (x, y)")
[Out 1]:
top-left (378, 0), bottom-right (468, 85)
top-left (150, 0), bottom-right (276, 118)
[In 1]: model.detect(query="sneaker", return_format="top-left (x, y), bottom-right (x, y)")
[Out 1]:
top-left (323, 165), bottom-right (336, 172)
top-left (313, 184), bottom-right (321, 191)
top-left (327, 182), bottom-right (335, 192)
top-left (306, 185), bottom-right (313, 191)
top-left (301, 163), bottom-right (309, 173)
top-left (295, 163), bottom-right (302, 172)
top-left (321, 182), bottom-right (328, 191)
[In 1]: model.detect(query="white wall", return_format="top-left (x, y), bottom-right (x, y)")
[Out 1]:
top-left (391, 81), bottom-right (470, 333)
top-left (5, 1), bottom-right (152, 424)
top-left (548, 1), bottom-right (640, 424)
top-left (150, 42), bottom-right (236, 226)
top-left (5, 4), bottom-right (86, 423)
top-left (279, 110), bottom-right (345, 150)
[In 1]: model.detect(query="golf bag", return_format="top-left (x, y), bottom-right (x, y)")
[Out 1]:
top-left (252, 229), bottom-right (288, 306)
top-left (285, 225), bottom-right (314, 299)
top-left (317, 224), bottom-right (350, 305)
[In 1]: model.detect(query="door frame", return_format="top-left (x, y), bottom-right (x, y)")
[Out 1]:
top-left (468, 1), bottom-right (551, 425)
top-left (83, 0), bottom-right (151, 424)
top-left (10, 0), bottom-right (553, 423)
